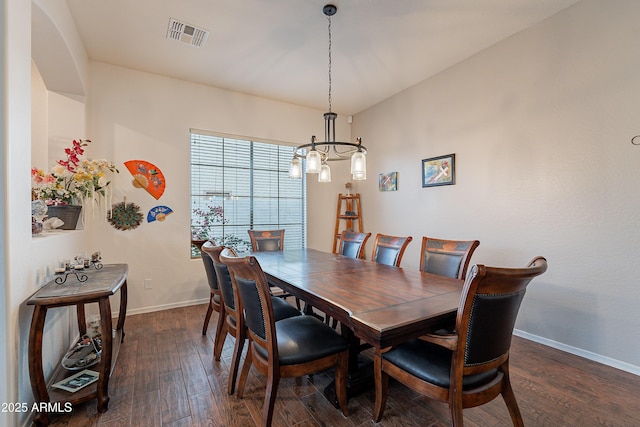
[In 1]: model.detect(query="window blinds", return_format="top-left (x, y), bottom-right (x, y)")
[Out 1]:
top-left (191, 132), bottom-right (306, 253)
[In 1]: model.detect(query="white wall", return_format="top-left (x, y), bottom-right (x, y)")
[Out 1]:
top-left (352, 0), bottom-right (640, 372)
top-left (85, 62), bottom-right (349, 314)
top-left (3, 0), bottom-right (35, 424)
top-left (3, 1), bottom-right (92, 425)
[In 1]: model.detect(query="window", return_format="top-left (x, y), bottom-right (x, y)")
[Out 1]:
top-left (190, 131), bottom-right (306, 256)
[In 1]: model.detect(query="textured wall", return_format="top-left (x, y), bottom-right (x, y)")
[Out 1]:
top-left (352, 0), bottom-right (640, 371)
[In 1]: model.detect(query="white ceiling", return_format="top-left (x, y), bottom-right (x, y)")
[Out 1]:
top-left (65, 0), bottom-right (580, 115)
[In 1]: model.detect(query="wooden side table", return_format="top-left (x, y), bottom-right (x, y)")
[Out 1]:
top-left (27, 264), bottom-right (128, 426)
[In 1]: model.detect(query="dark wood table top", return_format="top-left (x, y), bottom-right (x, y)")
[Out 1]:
top-left (251, 249), bottom-right (462, 348)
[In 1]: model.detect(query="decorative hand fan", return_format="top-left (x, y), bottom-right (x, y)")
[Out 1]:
top-left (147, 206), bottom-right (173, 223)
top-left (124, 160), bottom-right (166, 200)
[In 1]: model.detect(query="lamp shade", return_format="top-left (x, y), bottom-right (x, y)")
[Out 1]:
top-left (306, 149), bottom-right (322, 173)
top-left (318, 163), bottom-right (331, 182)
top-left (288, 158), bottom-right (302, 179)
top-left (351, 151), bottom-right (366, 174)
top-left (352, 170), bottom-right (366, 181)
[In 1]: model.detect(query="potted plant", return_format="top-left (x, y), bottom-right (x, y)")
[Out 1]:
top-left (31, 139), bottom-right (118, 229)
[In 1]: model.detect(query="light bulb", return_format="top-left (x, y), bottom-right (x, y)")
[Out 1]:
top-left (352, 170), bottom-right (366, 181)
top-left (306, 150), bottom-right (321, 173)
top-left (318, 163), bottom-right (331, 182)
top-left (351, 151), bottom-right (366, 174)
top-left (288, 158), bottom-right (302, 178)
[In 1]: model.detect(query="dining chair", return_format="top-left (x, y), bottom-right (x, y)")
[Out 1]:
top-left (248, 229), bottom-right (285, 252)
top-left (373, 256), bottom-right (548, 426)
top-left (201, 244), bottom-right (301, 395)
top-left (339, 230), bottom-right (372, 259)
top-left (199, 240), bottom-right (221, 336)
top-left (371, 233), bottom-right (413, 267)
top-left (419, 237), bottom-right (480, 334)
top-left (420, 236), bottom-right (480, 280)
top-left (221, 249), bottom-right (350, 426)
top-left (248, 229), bottom-right (301, 310)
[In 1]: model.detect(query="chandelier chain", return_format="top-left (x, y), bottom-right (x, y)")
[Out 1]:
top-left (327, 14), bottom-right (332, 113)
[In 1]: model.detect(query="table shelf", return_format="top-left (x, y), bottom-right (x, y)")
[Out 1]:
top-left (45, 328), bottom-right (123, 406)
top-left (27, 264), bottom-right (128, 427)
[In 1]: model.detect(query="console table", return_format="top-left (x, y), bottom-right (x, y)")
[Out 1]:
top-left (27, 264), bottom-right (128, 426)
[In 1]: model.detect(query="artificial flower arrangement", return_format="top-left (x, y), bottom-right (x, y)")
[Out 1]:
top-left (31, 139), bottom-right (119, 207)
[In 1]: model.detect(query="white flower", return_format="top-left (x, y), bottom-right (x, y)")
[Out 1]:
top-left (51, 164), bottom-right (67, 176)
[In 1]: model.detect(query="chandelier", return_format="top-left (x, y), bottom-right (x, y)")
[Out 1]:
top-left (288, 4), bottom-right (367, 183)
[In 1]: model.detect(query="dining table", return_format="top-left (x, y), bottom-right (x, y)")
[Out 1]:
top-left (250, 248), bottom-right (463, 402)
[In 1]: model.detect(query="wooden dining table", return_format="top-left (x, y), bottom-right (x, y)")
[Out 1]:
top-left (250, 248), bottom-right (463, 401)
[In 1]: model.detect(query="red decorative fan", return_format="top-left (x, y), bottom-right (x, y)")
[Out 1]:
top-left (124, 160), bottom-right (166, 200)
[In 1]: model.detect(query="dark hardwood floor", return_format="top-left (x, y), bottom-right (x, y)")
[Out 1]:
top-left (47, 304), bottom-right (640, 426)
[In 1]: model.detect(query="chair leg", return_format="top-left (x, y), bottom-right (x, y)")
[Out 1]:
top-left (237, 340), bottom-right (253, 398)
top-left (373, 353), bottom-right (389, 422)
top-left (501, 367), bottom-right (524, 427)
top-left (449, 393), bottom-right (464, 427)
top-left (262, 372), bottom-right (280, 427)
top-left (335, 350), bottom-right (349, 416)
top-left (202, 297), bottom-right (214, 335)
top-left (228, 327), bottom-right (246, 395)
top-left (212, 311), bottom-right (227, 361)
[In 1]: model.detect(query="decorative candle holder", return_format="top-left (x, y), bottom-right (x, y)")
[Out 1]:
top-left (55, 270), bottom-right (88, 285)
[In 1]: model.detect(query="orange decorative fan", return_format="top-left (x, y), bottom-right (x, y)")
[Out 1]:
top-left (124, 160), bottom-right (166, 200)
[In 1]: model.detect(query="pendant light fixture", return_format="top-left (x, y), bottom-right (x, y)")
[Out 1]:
top-left (288, 4), bottom-right (367, 182)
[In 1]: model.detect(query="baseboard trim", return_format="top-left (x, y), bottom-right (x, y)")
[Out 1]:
top-left (123, 298), bottom-right (209, 316)
top-left (114, 302), bottom-right (640, 377)
top-left (514, 329), bottom-right (640, 376)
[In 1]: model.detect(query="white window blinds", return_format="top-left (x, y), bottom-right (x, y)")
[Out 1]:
top-left (190, 132), bottom-right (306, 255)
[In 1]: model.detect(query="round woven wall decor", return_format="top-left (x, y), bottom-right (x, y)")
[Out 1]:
top-left (108, 201), bottom-right (144, 231)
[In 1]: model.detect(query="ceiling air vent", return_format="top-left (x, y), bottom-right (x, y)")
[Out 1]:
top-left (167, 18), bottom-right (209, 48)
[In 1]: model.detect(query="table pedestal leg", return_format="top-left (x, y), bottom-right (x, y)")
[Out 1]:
top-left (323, 326), bottom-right (374, 407)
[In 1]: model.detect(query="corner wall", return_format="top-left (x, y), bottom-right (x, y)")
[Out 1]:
top-left (352, 0), bottom-right (640, 372)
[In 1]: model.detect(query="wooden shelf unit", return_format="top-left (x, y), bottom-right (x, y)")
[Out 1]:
top-left (333, 193), bottom-right (364, 253)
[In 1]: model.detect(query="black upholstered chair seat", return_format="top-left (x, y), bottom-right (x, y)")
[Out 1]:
top-left (271, 296), bottom-right (301, 321)
top-left (383, 338), bottom-right (497, 389)
top-left (255, 315), bottom-right (348, 366)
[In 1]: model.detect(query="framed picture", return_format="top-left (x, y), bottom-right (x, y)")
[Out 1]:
top-left (379, 172), bottom-right (398, 191)
top-left (422, 154), bottom-right (455, 187)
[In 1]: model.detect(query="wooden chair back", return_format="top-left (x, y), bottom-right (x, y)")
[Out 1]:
top-left (199, 240), bottom-right (220, 335)
top-left (248, 229), bottom-right (285, 252)
top-left (457, 257), bottom-right (547, 370)
top-left (201, 245), bottom-right (246, 394)
top-left (204, 245), bottom-right (238, 317)
top-left (419, 237), bottom-right (480, 280)
top-left (221, 251), bottom-right (350, 426)
top-left (339, 231), bottom-right (371, 259)
top-left (371, 233), bottom-right (413, 267)
top-left (222, 253), bottom-right (274, 358)
top-left (373, 256), bottom-right (548, 426)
